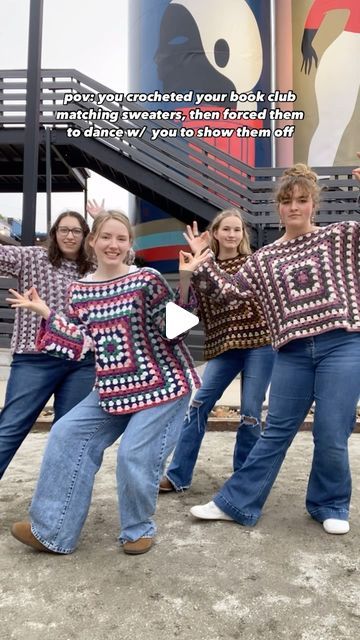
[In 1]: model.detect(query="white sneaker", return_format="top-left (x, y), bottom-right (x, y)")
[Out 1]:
top-left (323, 518), bottom-right (350, 535)
top-left (190, 501), bottom-right (234, 521)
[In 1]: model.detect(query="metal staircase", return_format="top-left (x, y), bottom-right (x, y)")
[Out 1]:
top-left (0, 69), bottom-right (358, 246)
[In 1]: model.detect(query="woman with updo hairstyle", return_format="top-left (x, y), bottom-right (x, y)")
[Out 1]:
top-left (182, 163), bottom-right (360, 536)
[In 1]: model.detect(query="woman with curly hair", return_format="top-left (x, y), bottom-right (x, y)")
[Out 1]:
top-left (183, 164), bottom-right (360, 535)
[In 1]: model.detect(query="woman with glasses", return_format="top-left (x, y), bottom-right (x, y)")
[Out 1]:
top-left (0, 211), bottom-right (96, 479)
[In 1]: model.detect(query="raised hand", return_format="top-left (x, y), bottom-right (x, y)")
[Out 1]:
top-left (300, 28), bottom-right (318, 75)
top-left (183, 221), bottom-right (210, 254)
top-left (6, 286), bottom-right (50, 319)
top-left (179, 248), bottom-right (212, 273)
top-left (86, 198), bottom-right (105, 219)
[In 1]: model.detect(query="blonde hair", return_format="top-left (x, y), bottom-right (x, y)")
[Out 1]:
top-left (276, 163), bottom-right (321, 208)
top-left (85, 210), bottom-right (134, 260)
top-left (209, 208), bottom-right (251, 257)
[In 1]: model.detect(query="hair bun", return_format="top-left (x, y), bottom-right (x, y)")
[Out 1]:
top-left (282, 163), bottom-right (318, 183)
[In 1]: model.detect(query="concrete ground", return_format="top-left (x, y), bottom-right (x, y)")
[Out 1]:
top-left (1, 430), bottom-right (360, 640)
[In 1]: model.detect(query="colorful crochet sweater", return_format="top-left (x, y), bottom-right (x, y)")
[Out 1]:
top-left (193, 254), bottom-right (271, 359)
top-left (36, 267), bottom-right (201, 415)
top-left (0, 245), bottom-right (88, 354)
top-left (192, 222), bottom-right (360, 350)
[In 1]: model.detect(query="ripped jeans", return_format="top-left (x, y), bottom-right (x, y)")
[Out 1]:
top-left (165, 346), bottom-right (275, 490)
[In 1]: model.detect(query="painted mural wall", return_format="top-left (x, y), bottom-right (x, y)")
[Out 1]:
top-left (129, 0), bottom-right (359, 270)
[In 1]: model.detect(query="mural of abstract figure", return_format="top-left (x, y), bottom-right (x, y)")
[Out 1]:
top-left (301, 0), bottom-right (360, 166)
top-left (128, 0), bottom-right (270, 271)
top-left (154, 0), bottom-right (267, 164)
top-left (155, 0), bottom-right (263, 106)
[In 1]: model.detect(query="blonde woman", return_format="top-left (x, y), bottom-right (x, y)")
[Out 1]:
top-left (8, 211), bottom-right (200, 555)
top-left (160, 209), bottom-right (274, 492)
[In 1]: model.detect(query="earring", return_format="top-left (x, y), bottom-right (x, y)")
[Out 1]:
top-left (125, 247), bottom-right (136, 265)
top-left (278, 219), bottom-right (284, 230)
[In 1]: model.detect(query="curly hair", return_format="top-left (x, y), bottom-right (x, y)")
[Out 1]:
top-left (48, 211), bottom-right (93, 277)
top-left (276, 163), bottom-right (321, 208)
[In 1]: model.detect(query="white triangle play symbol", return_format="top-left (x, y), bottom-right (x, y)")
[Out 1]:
top-left (165, 302), bottom-right (199, 339)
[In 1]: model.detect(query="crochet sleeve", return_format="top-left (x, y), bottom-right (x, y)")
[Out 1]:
top-left (145, 269), bottom-right (198, 342)
top-left (191, 254), bottom-right (256, 305)
top-left (0, 245), bottom-right (24, 277)
top-left (36, 285), bottom-right (93, 360)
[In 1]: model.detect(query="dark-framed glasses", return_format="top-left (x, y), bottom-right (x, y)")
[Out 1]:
top-left (57, 226), bottom-right (83, 238)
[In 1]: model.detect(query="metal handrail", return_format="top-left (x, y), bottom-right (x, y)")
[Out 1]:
top-left (0, 68), bottom-right (358, 224)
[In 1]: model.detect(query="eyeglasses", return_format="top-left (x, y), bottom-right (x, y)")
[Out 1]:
top-left (57, 226), bottom-right (83, 238)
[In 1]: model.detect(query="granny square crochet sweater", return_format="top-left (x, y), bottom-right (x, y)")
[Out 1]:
top-left (192, 222), bottom-right (360, 350)
top-left (36, 267), bottom-right (201, 415)
top-left (194, 254), bottom-right (271, 360)
top-left (0, 245), bottom-right (87, 354)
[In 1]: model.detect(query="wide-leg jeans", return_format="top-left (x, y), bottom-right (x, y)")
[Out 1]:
top-left (0, 352), bottom-right (96, 478)
top-left (29, 390), bottom-right (190, 553)
top-left (166, 345), bottom-right (275, 490)
top-left (213, 330), bottom-right (360, 525)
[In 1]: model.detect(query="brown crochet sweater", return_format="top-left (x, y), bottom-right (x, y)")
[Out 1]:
top-left (193, 254), bottom-right (271, 360)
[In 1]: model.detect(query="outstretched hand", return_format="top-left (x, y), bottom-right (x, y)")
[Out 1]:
top-left (6, 286), bottom-right (50, 319)
top-left (300, 28), bottom-right (318, 75)
top-left (86, 198), bottom-right (105, 219)
top-left (183, 221), bottom-right (210, 254)
top-left (179, 248), bottom-right (212, 273)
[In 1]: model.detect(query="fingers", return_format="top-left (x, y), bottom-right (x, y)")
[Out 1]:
top-left (198, 248), bottom-right (211, 259)
top-left (86, 198), bottom-right (105, 215)
top-left (185, 221), bottom-right (199, 239)
top-left (183, 231), bottom-right (192, 245)
top-left (179, 250), bottom-right (192, 263)
top-left (202, 230), bottom-right (211, 243)
top-left (6, 294), bottom-right (26, 307)
top-left (185, 224), bottom-right (195, 240)
top-left (6, 287), bottom-right (39, 308)
top-left (7, 288), bottom-right (29, 303)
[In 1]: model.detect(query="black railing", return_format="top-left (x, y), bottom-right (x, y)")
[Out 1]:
top-left (0, 68), bottom-right (358, 226)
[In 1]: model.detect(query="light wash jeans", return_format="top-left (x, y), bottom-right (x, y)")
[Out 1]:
top-left (166, 346), bottom-right (275, 490)
top-left (213, 330), bottom-right (360, 525)
top-left (0, 352), bottom-right (96, 478)
top-left (28, 390), bottom-right (190, 553)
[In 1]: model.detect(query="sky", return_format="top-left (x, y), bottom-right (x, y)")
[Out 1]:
top-left (0, 0), bottom-right (129, 231)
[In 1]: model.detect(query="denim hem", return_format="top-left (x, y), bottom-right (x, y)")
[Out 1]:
top-left (308, 508), bottom-right (349, 523)
top-left (31, 524), bottom-right (74, 554)
top-left (119, 535), bottom-right (154, 545)
top-left (165, 473), bottom-right (190, 492)
top-left (214, 495), bottom-right (259, 526)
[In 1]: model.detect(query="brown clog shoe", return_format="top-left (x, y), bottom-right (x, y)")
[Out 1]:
top-left (123, 537), bottom-right (154, 555)
top-left (11, 521), bottom-right (54, 552)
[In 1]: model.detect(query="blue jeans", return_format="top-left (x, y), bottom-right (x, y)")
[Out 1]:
top-left (166, 346), bottom-right (275, 490)
top-left (0, 352), bottom-right (96, 478)
top-left (29, 391), bottom-right (190, 553)
top-left (214, 330), bottom-right (360, 525)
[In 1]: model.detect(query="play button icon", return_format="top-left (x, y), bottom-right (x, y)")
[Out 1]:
top-left (165, 302), bottom-right (199, 339)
